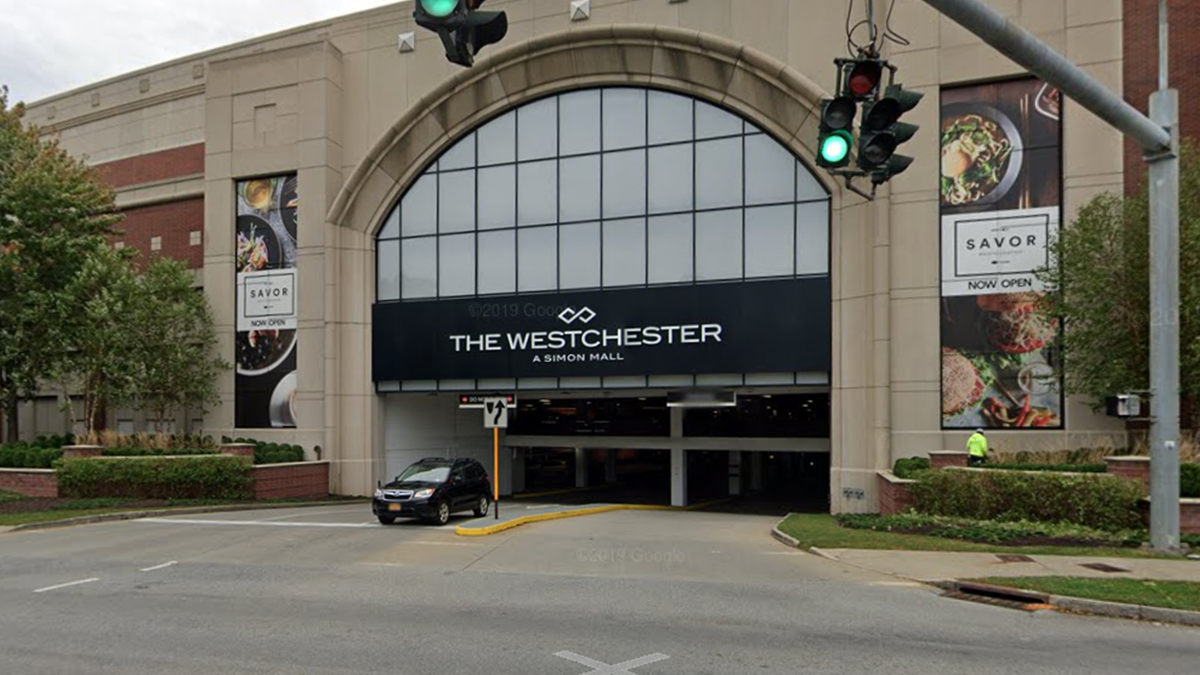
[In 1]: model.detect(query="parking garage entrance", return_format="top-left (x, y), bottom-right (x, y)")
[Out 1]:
top-left (504, 394), bottom-right (831, 511)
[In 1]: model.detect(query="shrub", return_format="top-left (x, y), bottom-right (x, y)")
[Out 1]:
top-left (76, 431), bottom-right (216, 451)
top-left (101, 448), bottom-right (217, 457)
top-left (837, 513), bottom-right (1137, 547)
top-left (909, 469), bottom-right (1144, 532)
top-left (892, 457), bottom-right (931, 479)
top-left (0, 446), bottom-right (63, 468)
top-left (1183, 463), bottom-right (1200, 499)
top-left (56, 456), bottom-right (253, 500)
top-left (982, 463), bottom-right (1107, 473)
top-left (222, 437), bottom-right (306, 465)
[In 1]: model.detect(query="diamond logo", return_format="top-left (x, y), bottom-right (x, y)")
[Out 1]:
top-left (558, 307), bottom-right (597, 325)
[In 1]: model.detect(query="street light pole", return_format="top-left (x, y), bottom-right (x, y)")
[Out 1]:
top-left (1148, 0), bottom-right (1181, 552)
top-left (917, 0), bottom-right (1180, 551)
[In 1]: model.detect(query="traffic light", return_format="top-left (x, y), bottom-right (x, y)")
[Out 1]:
top-left (843, 58), bottom-right (884, 101)
top-left (856, 83), bottom-right (923, 183)
top-left (414, 0), bottom-right (508, 68)
top-left (816, 96), bottom-right (857, 169)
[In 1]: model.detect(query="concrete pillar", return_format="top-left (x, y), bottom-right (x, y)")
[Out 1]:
top-left (605, 448), bottom-right (617, 483)
top-left (511, 448), bottom-right (526, 494)
top-left (728, 451), bottom-right (742, 496)
top-left (748, 451), bottom-right (763, 493)
top-left (574, 447), bottom-right (587, 488)
top-left (670, 447), bottom-right (687, 507)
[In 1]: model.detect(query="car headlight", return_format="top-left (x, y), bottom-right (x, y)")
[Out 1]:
top-left (374, 489), bottom-right (383, 498)
top-left (413, 488), bottom-right (434, 499)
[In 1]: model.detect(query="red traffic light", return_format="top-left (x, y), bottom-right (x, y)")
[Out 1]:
top-left (846, 60), bottom-right (883, 99)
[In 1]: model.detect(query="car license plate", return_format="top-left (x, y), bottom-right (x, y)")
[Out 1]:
top-left (388, 503), bottom-right (401, 512)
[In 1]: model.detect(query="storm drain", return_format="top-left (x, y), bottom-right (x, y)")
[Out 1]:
top-left (1079, 562), bottom-right (1129, 574)
top-left (941, 582), bottom-right (1054, 612)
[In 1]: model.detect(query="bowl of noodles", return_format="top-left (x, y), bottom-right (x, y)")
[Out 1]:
top-left (940, 103), bottom-right (1023, 207)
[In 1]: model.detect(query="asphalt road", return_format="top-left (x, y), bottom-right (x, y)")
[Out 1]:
top-left (0, 505), bottom-right (1197, 675)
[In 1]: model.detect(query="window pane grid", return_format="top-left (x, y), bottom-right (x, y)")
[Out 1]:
top-left (375, 88), bottom-right (830, 302)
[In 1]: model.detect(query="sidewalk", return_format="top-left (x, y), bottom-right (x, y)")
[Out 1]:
top-left (808, 547), bottom-right (1200, 583)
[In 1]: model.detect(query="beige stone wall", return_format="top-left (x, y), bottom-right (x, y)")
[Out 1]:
top-left (21, 0), bottom-right (1129, 503)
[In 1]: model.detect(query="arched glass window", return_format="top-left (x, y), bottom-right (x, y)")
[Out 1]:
top-left (376, 88), bottom-right (830, 302)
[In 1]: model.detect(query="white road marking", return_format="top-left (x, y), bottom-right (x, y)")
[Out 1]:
top-left (139, 561), bottom-right (177, 572)
top-left (554, 651), bottom-right (670, 675)
top-left (33, 578), bottom-right (99, 594)
top-left (137, 518), bottom-right (377, 529)
top-left (258, 509), bottom-right (345, 522)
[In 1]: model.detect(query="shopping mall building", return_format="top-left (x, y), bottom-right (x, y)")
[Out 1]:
top-left (8, 0), bottom-right (1175, 511)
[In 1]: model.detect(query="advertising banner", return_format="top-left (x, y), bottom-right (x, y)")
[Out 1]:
top-left (235, 174), bottom-right (298, 428)
top-left (939, 78), bottom-right (1064, 429)
top-left (373, 278), bottom-right (831, 381)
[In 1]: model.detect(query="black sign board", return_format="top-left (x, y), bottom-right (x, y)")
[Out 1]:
top-left (373, 279), bottom-right (830, 382)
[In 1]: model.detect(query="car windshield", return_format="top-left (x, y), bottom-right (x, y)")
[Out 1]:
top-left (395, 464), bottom-right (450, 483)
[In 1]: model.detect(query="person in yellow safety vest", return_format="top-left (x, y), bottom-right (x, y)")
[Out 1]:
top-left (967, 428), bottom-right (988, 466)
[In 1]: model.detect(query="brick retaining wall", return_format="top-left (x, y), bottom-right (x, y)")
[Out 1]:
top-left (0, 468), bottom-right (59, 498)
top-left (1181, 500), bottom-right (1200, 535)
top-left (252, 461), bottom-right (330, 500)
top-left (877, 471), bottom-right (916, 516)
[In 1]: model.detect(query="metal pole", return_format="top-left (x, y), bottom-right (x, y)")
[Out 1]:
top-left (918, 0), bottom-right (1169, 154)
top-left (1149, 0), bottom-right (1181, 552)
top-left (494, 426), bottom-right (500, 520)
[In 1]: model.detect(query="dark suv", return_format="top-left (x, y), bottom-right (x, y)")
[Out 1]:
top-left (373, 457), bottom-right (492, 526)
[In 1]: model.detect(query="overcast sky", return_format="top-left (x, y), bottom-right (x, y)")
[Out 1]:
top-left (0, 0), bottom-right (399, 103)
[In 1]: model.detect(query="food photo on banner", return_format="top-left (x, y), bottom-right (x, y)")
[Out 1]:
top-left (235, 174), bottom-right (299, 428)
top-left (939, 77), bottom-right (1064, 430)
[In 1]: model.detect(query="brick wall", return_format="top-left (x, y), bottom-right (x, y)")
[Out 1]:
top-left (252, 462), bottom-right (330, 500)
top-left (929, 452), bottom-right (969, 470)
top-left (877, 471), bottom-right (916, 516)
top-left (114, 198), bottom-right (204, 269)
top-left (1105, 456), bottom-right (1152, 492)
top-left (1124, 0), bottom-right (1200, 193)
top-left (94, 144), bottom-right (205, 190)
top-left (1182, 500), bottom-right (1200, 534)
top-left (0, 469), bottom-right (59, 498)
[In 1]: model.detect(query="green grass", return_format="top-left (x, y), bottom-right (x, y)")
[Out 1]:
top-left (777, 514), bottom-right (1168, 558)
top-left (972, 577), bottom-right (1200, 612)
top-left (0, 508), bottom-right (148, 526)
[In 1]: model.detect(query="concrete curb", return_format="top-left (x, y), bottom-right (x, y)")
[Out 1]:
top-left (807, 546), bottom-right (837, 560)
top-left (771, 526), bottom-right (801, 549)
top-left (941, 580), bottom-right (1200, 627)
top-left (454, 499), bottom-right (731, 536)
top-left (6, 499), bottom-right (370, 532)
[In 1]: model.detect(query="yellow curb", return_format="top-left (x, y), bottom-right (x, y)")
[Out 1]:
top-left (454, 498), bottom-right (730, 536)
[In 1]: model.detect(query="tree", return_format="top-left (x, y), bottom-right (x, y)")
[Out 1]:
top-left (58, 246), bottom-right (144, 433)
top-left (0, 86), bottom-right (121, 442)
top-left (131, 257), bottom-right (227, 431)
top-left (1036, 142), bottom-right (1200, 428)
top-left (58, 251), bottom-right (229, 434)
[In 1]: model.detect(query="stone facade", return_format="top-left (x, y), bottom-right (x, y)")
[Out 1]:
top-left (6, 0), bottom-right (1144, 510)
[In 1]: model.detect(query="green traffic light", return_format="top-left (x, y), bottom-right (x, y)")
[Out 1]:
top-left (420, 0), bottom-right (460, 18)
top-left (820, 131), bottom-right (852, 164)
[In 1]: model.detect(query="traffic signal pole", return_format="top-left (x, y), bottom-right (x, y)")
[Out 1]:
top-left (917, 0), bottom-right (1180, 552)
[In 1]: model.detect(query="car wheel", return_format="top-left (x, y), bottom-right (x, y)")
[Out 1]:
top-left (432, 500), bottom-right (450, 526)
top-left (473, 495), bottom-right (490, 517)
top-left (377, 515), bottom-right (396, 525)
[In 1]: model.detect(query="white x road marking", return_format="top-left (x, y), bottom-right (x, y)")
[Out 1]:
top-left (554, 651), bottom-right (669, 675)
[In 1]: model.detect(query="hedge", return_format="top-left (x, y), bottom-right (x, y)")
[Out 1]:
top-left (1183, 463), bottom-right (1200, 498)
top-left (0, 446), bottom-right (64, 468)
top-left (101, 448), bottom-right (217, 457)
top-left (892, 457), bottom-right (930, 479)
top-left (981, 463), bottom-right (1107, 473)
top-left (223, 437), bottom-right (305, 465)
top-left (909, 469), bottom-right (1144, 532)
top-left (56, 456), bottom-right (253, 500)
